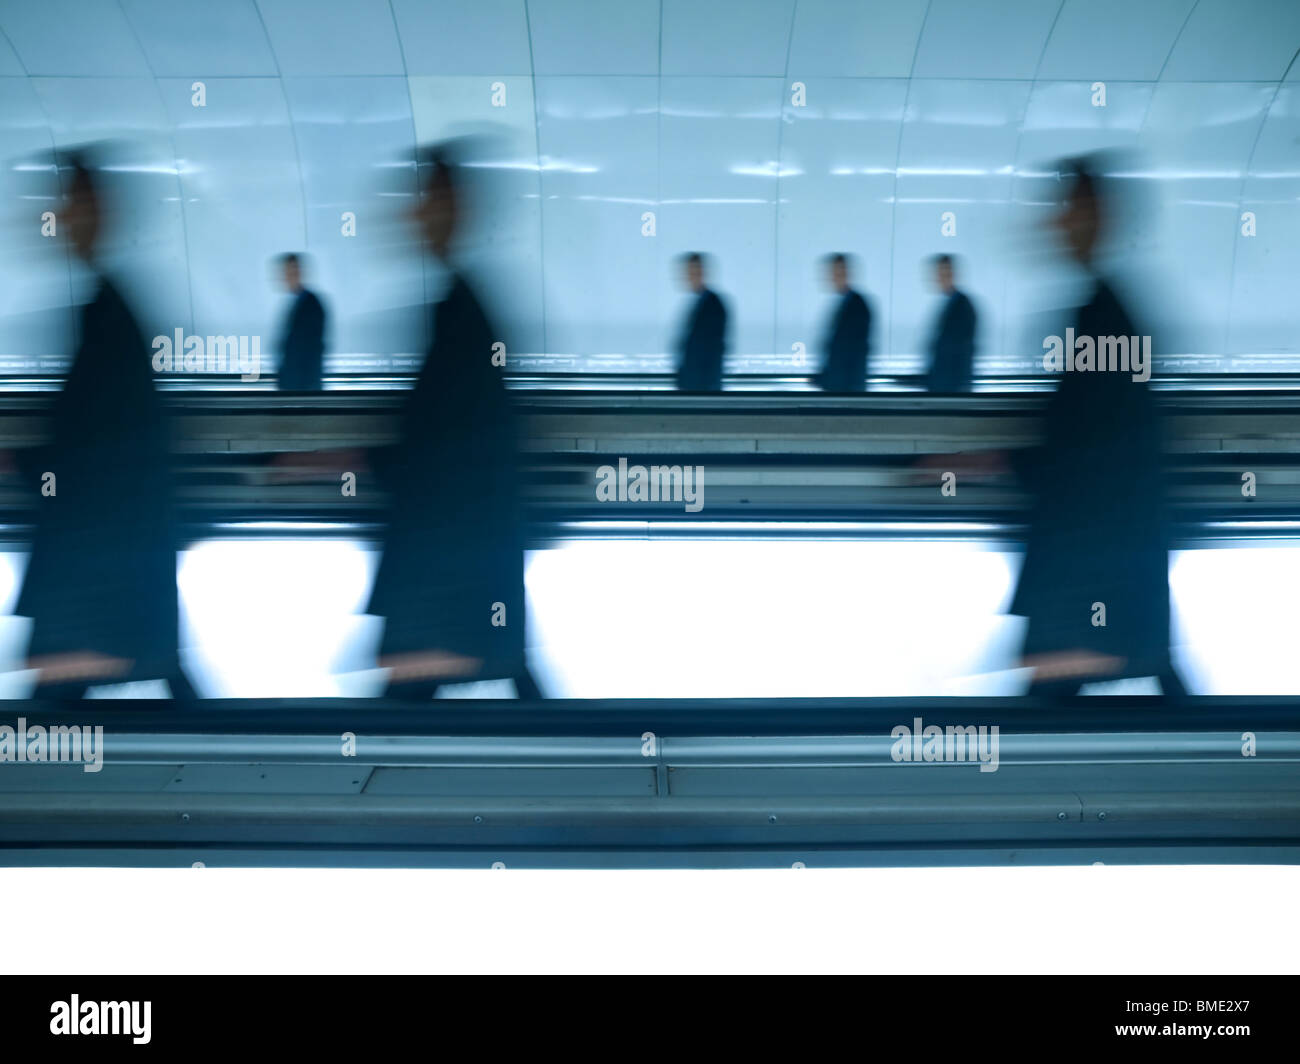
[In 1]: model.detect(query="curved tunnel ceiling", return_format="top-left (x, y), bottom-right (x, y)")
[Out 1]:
top-left (1, 0), bottom-right (1299, 376)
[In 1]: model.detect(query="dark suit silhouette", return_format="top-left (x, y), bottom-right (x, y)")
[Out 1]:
top-left (367, 273), bottom-right (528, 686)
top-left (277, 288), bottom-right (327, 391)
top-left (16, 274), bottom-right (186, 691)
top-left (675, 288), bottom-right (727, 392)
top-left (925, 289), bottom-right (976, 392)
top-left (816, 289), bottom-right (871, 392)
top-left (1009, 278), bottom-right (1174, 688)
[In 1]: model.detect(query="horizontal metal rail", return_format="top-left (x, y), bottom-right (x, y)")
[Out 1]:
top-left (11, 730), bottom-right (1288, 766)
top-left (0, 390), bottom-right (1295, 536)
top-left (0, 723), bottom-right (1296, 866)
top-left (8, 697), bottom-right (1300, 736)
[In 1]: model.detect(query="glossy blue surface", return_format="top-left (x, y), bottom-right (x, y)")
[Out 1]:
top-left (0, 0), bottom-right (1297, 377)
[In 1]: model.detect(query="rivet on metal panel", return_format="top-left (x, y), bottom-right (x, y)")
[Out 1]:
top-left (1057, 812), bottom-right (1068, 821)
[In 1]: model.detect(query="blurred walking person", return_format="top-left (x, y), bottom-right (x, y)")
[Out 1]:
top-left (274, 252), bottom-right (328, 391)
top-left (815, 253), bottom-right (871, 393)
top-left (1009, 155), bottom-right (1182, 697)
top-left (674, 253), bottom-right (728, 392)
top-left (13, 148), bottom-right (193, 698)
top-left (923, 253), bottom-right (976, 393)
top-left (366, 143), bottom-right (538, 698)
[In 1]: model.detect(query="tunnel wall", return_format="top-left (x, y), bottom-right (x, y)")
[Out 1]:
top-left (1, 0), bottom-right (1299, 375)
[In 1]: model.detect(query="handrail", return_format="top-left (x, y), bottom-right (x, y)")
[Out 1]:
top-left (10, 696), bottom-right (1300, 736)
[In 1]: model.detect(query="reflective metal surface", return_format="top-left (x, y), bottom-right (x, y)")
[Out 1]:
top-left (1, 704), bottom-right (1296, 867)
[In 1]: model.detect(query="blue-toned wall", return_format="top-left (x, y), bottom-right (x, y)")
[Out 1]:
top-left (2, 0), bottom-right (1299, 376)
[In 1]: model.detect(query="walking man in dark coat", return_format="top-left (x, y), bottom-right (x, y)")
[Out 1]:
top-left (815, 253), bottom-right (871, 393)
top-left (275, 252), bottom-right (328, 391)
top-left (674, 253), bottom-right (728, 392)
top-left (923, 253), bottom-right (976, 392)
top-left (366, 143), bottom-right (537, 699)
top-left (1009, 156), bottom-right (1183, 697)
top-left (15, 150), bottom-right (192, 698)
